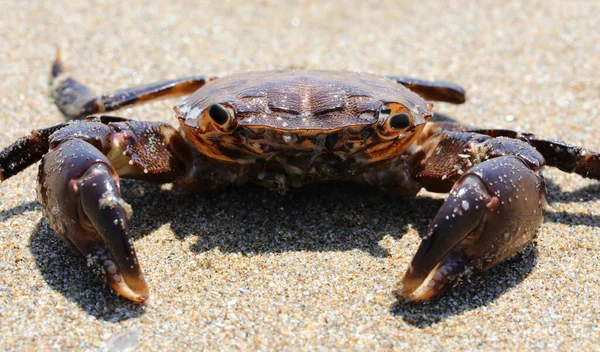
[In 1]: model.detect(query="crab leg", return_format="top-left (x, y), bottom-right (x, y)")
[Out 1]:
top-left (402, 156), bottom-right (546, 300)
top-left (1, 117), bottom-right (246, 301)
top-left (40, 119), bottom-right (198, 301)
top-left (0, 122), bottom-right (73, 181)
top-left (466, 128), bottom-right (600, 180)
top-left (356, 125), bottom-right (600, 301)
top-left (391, 131), bottom-right (550, 301)
top-left (1, 118), bottom-right (191, 301)
top-left (51, 53), bottom-right (212, 119)
top-left (387, 76), bottom-right (466, 104)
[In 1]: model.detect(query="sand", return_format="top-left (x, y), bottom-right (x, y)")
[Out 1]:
top-left (0, 0), bottom-right (598, 350)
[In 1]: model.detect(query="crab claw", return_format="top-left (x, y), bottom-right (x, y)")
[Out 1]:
top-left (38, 139), bottom-right (148, 302)
top-left (399, 156), bottom-right (545, 301)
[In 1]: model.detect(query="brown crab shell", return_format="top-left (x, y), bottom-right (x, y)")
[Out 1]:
top-left (175, 70), bottom-right (433, 164)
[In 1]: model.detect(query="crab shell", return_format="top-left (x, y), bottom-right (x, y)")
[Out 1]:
top-left (174, 71), bottom-right (433, 166)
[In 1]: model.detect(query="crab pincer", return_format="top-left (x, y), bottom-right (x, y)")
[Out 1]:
top-left (38, 138), bottom-right (149, 301)
top-left (399, 155), bottom-right (546, 301)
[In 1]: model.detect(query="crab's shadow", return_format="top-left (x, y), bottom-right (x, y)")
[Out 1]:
top-left (162, 183), bottom-right (440, 257)
top-left (0, 201), bottom-right (39, 221)
top-left (22, 175), bottom-right (600, 323)
top-left (544, 179), bottom-right (600, 225)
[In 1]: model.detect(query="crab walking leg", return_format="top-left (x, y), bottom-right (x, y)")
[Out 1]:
top-left (391, 131), bottom-right (549, 301)
top-left (50, 54), bottom-right (212, 119)
top-left (0, 122), bottom-right (73, 181)
top-left (466, 128), bottom-right (600, 180)
top-left (387, 76), bottom-right (466, 104)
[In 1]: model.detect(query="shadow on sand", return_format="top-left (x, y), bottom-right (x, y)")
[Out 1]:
top-left (13, 175), bottom-right (598, 322)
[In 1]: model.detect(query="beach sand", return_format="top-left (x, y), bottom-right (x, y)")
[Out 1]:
top-left (0, 0), bottom-right (598, 350)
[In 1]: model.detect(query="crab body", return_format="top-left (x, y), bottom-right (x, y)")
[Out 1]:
top-left (176, 70), bottom-right (430, 192)
top-left (1, 55), bottom-right (599, 303)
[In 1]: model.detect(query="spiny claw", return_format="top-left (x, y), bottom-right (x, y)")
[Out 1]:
top-left (38, 139), bottom-right (148, 302)
top-left (399, 156), bottom-right (545, 301)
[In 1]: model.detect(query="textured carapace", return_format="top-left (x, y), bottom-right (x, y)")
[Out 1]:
top-left (175, 70), bottom-right (433, 164)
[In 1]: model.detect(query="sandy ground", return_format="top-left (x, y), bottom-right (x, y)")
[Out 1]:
top-left (0, 0), bottom-right (599, 350)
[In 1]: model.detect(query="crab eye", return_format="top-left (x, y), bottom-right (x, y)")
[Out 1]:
top-left (389, 113), bottom-right (412, 130)
top-left (208, 104), bottom-right (230, 125)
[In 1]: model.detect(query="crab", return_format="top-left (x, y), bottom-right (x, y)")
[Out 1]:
top-left (1, 54), bottom-right (599, 304)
